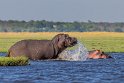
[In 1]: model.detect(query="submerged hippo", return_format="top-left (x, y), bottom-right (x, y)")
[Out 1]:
top-left (57, 49), bottom-right (112, 60)
top-left (88, 50), bottom-right (112, 59)
top-left (6, 34), bottom-right (77, 60)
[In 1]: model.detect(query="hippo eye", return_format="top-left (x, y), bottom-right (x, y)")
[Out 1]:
top-left (64, 34), bottom-right (69, 37)
top-left (65, 35), bottom-right (69, 39)
top-left (65, 36), bottom-right (68, 38)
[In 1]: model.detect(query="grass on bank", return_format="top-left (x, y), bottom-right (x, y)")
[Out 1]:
top-left (0, 32), bottom-right (124, 52)
top-left (0, 56), bottom-right (29, 66)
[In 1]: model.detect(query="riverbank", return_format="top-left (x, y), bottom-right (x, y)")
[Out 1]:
top-left (0, 32), bottom-right (124, 52)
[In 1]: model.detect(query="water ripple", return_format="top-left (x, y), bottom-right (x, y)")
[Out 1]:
top-left (0, 53), bottom-right (124, 83)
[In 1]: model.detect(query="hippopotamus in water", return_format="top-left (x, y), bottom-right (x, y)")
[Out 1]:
top-left (57, 49), bottom-right (112, 60)
top-left (88, 50), bottom-right (112, 59)
top-left (6, 34), bottom-right (77, 60)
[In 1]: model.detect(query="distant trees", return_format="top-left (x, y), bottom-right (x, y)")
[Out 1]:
top-left (0, 20), bottom-right (124, 32)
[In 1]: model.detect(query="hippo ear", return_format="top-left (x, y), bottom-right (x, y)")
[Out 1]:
top-left (52, 34), bottom-right (60, 44)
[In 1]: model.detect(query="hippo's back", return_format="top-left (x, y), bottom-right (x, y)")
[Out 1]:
top-left (6, 40), bottom-right (55, 60)
top-left (7, 40), bottom-right (28, 57)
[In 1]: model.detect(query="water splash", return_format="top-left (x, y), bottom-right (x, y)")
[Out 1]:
top-left (58, 41), bottom-right (89, 61)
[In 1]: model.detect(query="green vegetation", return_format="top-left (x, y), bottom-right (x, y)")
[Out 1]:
top-left (0, 56), bottom-right (29, 66)
top-left (0, 20), bottom-right (124, 32)
top-left (0, 32), bottom-right (124, 52)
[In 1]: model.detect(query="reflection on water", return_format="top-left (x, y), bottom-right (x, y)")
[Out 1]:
top-left (0, 53), bottom-right (124, 83)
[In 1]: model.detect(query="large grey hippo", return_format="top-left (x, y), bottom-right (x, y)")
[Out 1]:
top-left (6, 34), bottom-right (77, 60)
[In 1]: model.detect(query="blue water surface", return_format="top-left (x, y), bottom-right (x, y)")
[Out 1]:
top-left (0, 53), bottom-right (124, 83)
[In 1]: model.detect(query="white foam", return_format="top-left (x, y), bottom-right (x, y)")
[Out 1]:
top-left (58, 41), bottom-right (89, 61)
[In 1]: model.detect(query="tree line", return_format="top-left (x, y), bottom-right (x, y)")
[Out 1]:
top-left (0, 20), bottom-right (124, 32)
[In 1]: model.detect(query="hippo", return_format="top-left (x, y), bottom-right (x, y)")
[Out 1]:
top-left (6, 34), bottom-right (77, 60)
top-left (88, 50), bottom-right (112, 59)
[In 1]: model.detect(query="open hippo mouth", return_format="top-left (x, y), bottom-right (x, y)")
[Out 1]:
top-left (65, 37), bottom-right (77, 47)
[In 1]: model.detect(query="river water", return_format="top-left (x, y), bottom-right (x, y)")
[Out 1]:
top-left (0, 52), bottom-right (124, 83)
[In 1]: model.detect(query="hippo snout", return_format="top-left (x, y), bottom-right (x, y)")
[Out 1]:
top-left (71, 37), bottom-right (77, 45)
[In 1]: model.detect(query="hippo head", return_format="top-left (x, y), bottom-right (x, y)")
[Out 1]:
top-left (88, 50), bottom-right (112, 59)
top-left (52, 34), bottom-right (77, 49)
